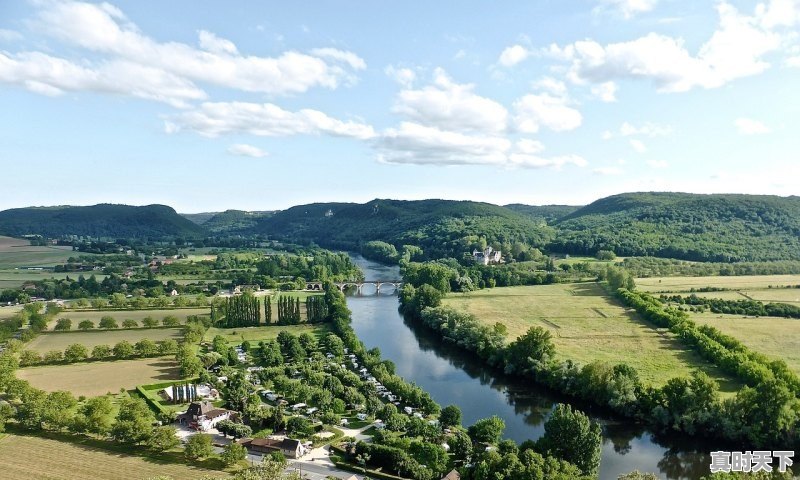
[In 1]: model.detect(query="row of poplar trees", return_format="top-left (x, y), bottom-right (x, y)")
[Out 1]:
top-left (211, 294), bottom-right (330, 327)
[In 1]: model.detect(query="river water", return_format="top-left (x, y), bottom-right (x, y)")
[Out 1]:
top-left (344, 254), bottom-right (711, 480)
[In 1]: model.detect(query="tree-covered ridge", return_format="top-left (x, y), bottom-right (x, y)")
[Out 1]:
top-left (0, 204), bottom-right (206, 239)
top-left (503, 204), bottom-right (580, 223)
top-left (201, 209), bottom-right (274, 233)
top-left (552, 192), bottom-right (800, 262)
top-left (253, 198), bottom-right (554, 259)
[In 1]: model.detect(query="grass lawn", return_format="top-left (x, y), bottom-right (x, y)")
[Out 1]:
top-left (636, 275), bottom-right (800, 292)
top-left (17, 357), bottom-right (181, 397)
top-left (52, 307), bottom-right (210, 329)
top-left (692, 312), bottom-right (800, 374)
top-left (26, 328), bottom-right (184, 353)
top-left (442, 283), bottom-right (741, 392)
top-left (203, 323), bottom-right (332, 344)
top-left (0, 434), bottom-right (225, 480)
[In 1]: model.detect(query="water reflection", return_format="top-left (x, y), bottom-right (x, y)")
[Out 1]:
top-left (346, 254), bottom-right (711, 480)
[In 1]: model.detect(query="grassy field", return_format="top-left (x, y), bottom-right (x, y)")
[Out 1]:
top-left (52, 307), bottom-right (210, 329)
top-left (0, 434), bottom-right (223, 480)
top-left (692, 312), bottom-right (800, 374)
top-left (0, 236), bottom-right (85, 268)
top-left (17, 358), bottom-right (181, 397)
top-left (203, 323), bottom-right (332, 344)
top-left (636, 275), bottom-right (800, 292)
top-left (26, 328), bottom-right (184, 353)
top-left (442, 283), bottom-right (741, 391)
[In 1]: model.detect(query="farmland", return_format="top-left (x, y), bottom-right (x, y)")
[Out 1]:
top-left (203, 322), bottom-right (331, 344)
top-left (635, 274), bottom-right (800, 292)
top-left (51, 307), bottom-right (211, 329)
top-left (0, 434), bottom-right (224, 480)
top-left (25, 328), bottom-right (184, 353)
top-left (17, 358), bottom-right (181, 397)
top-left (442, 283), bottom-right (741, 391)
top-left (0, 236), bottom-right (83, 268)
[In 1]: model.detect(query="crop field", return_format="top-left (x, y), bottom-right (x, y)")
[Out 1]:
top-left (692, 312), bottom-right (800, 374)
top-left (442, 283), bottom-right (741, 391)
top-left (25, 328), bottom-right (184, 353)
top-left (0, 236), bottom-right (86, 269)
top-left (203, 323), bottom-right (331, 344)
top-left (636, 275), bottom-right (800, 292)
top-left (17, 358), bottom-right (181, 397)
top-left (52, 307), bottom-right (210, 328)
top-left (0, 434), bottom-right (223, 480)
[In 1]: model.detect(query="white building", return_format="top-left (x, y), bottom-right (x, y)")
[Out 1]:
top-left (472, 247), bottom-right (502, 265)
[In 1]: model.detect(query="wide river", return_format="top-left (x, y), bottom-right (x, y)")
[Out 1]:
top-left (345, 254), bottom-right (712, 480)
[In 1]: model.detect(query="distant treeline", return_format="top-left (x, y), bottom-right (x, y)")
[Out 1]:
top-left (661, 294), bottom-right (800, 319)
top-left (623, 257), bottom-right (800, 278)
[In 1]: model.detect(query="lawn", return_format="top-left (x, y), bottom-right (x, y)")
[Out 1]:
top-left (635, 275), bottom-right (800, 292)
top-left (17, 357), bottom-right (182, 397)
top-left (52, 307), bottom-right (211, 328)
top-left (442, 283), bottom-right (741, 391)
top-left (25, 328), bottom-right (184, 353)
top-left (692, 312), bottom-right (800, 374)
top-left (203, 323), bottom-right (332, 344)
top-left (0, 434), bottom-right (224, 480)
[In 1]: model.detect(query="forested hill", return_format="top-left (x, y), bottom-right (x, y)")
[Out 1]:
top-left (0, 204), bottom-right (206, 239)
top-left (202, 210), bottom-right (274, 233)
top-left (550, 192), bottom-right (800, 262)
top-left (249, 199), bottom-right (555, 258)
top-left (504, 204), bottom-right (580, 223)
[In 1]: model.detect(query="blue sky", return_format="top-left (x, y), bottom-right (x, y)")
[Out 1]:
top-left (0, 0), bottom-right (798, 212)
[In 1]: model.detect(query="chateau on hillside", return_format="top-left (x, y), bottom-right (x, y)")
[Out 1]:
top-left (471, 247), bottom-right (502, 265)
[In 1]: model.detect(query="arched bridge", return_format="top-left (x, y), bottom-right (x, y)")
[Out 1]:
top-left (305, 280), bottom-right (403, 295)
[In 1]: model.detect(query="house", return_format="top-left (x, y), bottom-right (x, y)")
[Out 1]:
top-left (291, 403), bottom-right (307, 411)
top-left (237, 437), bottom-right (306, 459)
top-left (180, 401), bottom-right (235, 431)
top-left (441, 469), bottom-right (461, 480)
top-left (170, 289), bottom-right (179, 296)
top-left (233, 284), bottom-right (260, 294)
top-left (357, 413), bottom-right (368, 421)
top-left (472, 247), bottom-right (502, 265)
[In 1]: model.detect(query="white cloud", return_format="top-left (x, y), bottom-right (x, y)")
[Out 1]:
top-left (647, 159), bottom-right (669, 168)
top-left (516, 139), bottom-right (546, 155)
top-left (549, 2), bottom-right (785, 93)
top-left (0, 51), bottom-right (206, 107)
top-left (167, 101), bottom-right (376, 139)
top-left (227, 144), bottom-right (268, 158)
top-left (533, 77), bottom-right (568, 96)
top-left (377, 122), bottom-right (510, 166)
top-left (393, 68), bottom-right (508, 133)
top-left (619, 121), bottom-right (673, 137)
top-left (508, 153), bottom-right (588, 169)
top-left (29, 0), bottom-right (364, 96)
top-left (513, 93), bottom-right (582, 133)
top-left (593, 166), bottom-right (625, 175)
top-left (385, 65), bottom-right (416, 87)
top-left (735, 117), bottom-right (771, 134)
top-left (595, 0), bottom-right (659, 19)
top-left (198, 30), bottom-right (238, 55)
top-left (498, 44), bottom-right (531, 67)
top-left (591, 81), bottom-right (617, 102)
top-left (629, 139), bottom-right (647, 153)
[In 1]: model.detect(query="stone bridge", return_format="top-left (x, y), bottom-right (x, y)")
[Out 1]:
top-left (305, 280), bottom-right (404, 295)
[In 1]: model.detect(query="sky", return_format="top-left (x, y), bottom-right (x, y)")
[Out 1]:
top-left (0, 0), bottom-right (799, 212)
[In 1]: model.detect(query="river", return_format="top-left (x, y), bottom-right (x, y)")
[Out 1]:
top-left (344, 254), bottom-right (711, 480)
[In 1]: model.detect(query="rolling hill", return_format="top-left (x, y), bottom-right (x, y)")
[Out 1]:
top-left (0, 204), bottom-right (206, 239)
top-left (249, 199), bottom-right (555, 258)
top-left (550, 192), bottom-right (800, 262)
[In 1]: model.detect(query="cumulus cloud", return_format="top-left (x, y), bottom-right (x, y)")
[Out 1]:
top-left (548, 2), bottom-right (786, 93)
top-left (735, 117), bottom-right (771, 134)
top-left (508, 153), bottom-right (588, 169)
top-left (167, 101), bottom-right (376, 139)
top-left (498, 44), bottom-right (531, 67)
top-left (393, 68), bottom-right (509, 133)
top-left (0, 0), bottom-right (365, 103)
top-left (0, 52), bottom-right (206, 107)
top-left (377, 122), bottom-right (510, 166)
top-left (595, 0), bottom-right (659, 19)
top-left (227, 144), bottom-right (268, 158)
top-left (629, 139), bottom-right (647, 153)
top-left (513, 93), bottom-right (582, 133)
top-left (591, 81), bottom-right (618, 102)
top-left (384, 65), bottom-right (416, 87)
